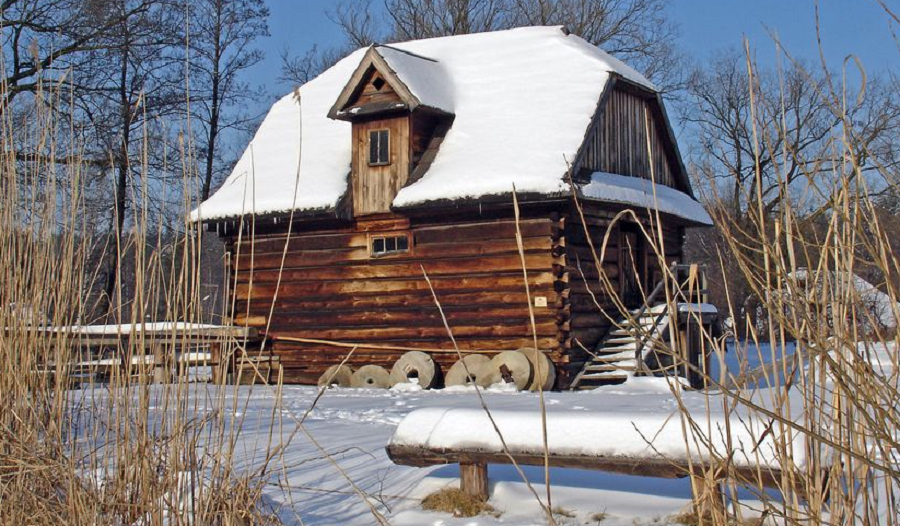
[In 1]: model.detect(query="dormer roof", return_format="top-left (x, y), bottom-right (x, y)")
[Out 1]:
top-left (328, 45), bottom-right (454, 119)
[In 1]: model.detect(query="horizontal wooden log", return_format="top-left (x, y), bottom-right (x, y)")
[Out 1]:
top-left (254, 306), bottom-right (557, 330)
top-left (413, 218), bottom-right (551, 244)
top-left (385, 444), bottom-right (791, 491)
top-left (237, 231), bottom-right (369, 253)
top-left (235, 273), bottom-right (557, 301)
top-left (240, 290), bottom-right (558, 314)
top-left (235, 253), bottom-right (556, 283)
top-left (269, 336), bottom-right (562, 353)
top-left (269, 321), bottom-right (558, 341)
top-left (272, 336), bottom-right (549, 355)
top-left (236, 235), bottom-right (552, 266)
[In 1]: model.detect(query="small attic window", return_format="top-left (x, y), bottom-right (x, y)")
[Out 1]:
top-left (372, 77), bottom-right (386, 91)
top-left (369, 129), bottom-right (390, 166)
top-left (371, 234), bottom-right (409, 257)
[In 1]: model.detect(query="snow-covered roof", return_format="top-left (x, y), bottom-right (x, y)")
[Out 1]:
top-left (580, 172), bottom-right (713, 225)
top-left (192, 26), bottom-right (684, 221)
top-left (370, 45), bottom-right (453, 114)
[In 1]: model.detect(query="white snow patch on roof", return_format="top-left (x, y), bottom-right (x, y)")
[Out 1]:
top-left (580, 172), bottom-right (713, 225)
top-left (190, 54), bottom-right (362, 221)
top-left (376, 45), bottom-right (453, 114)
top-left (193, 26), bottom-right (658, 220)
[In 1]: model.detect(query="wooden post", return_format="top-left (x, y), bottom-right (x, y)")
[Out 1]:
top-left (689, 470), bottom-right (724, 521)
top-left (210, 342), bottom-right (223, 385)
top-left (459, 461), bottom-right (489, 501)
top-left (152, 344), bottom-right (170, 384)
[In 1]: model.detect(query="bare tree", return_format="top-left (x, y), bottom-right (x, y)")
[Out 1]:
top-left (0, 0), bottom-right (156, 101)
top-left (385, 0), bottom-right (508, 40)
top-left (188, 0), bottom-right (269, 202)
top-left (681, 48), bottom-right (900, 336)
top-left (283, 0), bottom-right (683, 92)
top-left (682, 49), bottom-right (900, 219)
top-left (279, 0), bottom-right (377, 87)
top-left (72, 0), bottom-right (185, 312)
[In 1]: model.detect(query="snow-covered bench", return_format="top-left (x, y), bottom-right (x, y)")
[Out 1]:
top-left (386, 407), bottom-right (807, 501)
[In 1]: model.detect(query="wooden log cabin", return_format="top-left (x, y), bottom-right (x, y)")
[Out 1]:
top-left (192, 26), bottom-right (715, 389)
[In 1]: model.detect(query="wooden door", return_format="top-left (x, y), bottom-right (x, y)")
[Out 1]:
top-left (619, 227), bottom-right (647, 308)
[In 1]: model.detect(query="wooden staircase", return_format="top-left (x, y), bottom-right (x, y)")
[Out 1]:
top-left (569, 264), bottom-right (711, 390)
top-left (570, 304), bottom-right (670, 389)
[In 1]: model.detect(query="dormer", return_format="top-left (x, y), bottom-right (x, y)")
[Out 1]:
top-left (329, 45), bottom-right (454, 217)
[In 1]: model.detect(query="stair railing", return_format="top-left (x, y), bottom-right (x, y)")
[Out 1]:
top-left (570, 263), bottom-right (708, 388)
top-left (632, 263), bottom-right (709, 375)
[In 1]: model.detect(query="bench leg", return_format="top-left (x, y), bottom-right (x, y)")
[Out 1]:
top-left (690, 472), bottom-right (725, 521)
top-left (460, 462), bottom-right (489, 501)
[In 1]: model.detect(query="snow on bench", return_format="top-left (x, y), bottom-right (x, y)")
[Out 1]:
top-left (386, 405), bottom-right (807, 500)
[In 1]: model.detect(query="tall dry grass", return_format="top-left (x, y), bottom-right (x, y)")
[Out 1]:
top-left (0, 78), bottom-right (284, 524)
top-left (575, 28), bottom-right (900, 526)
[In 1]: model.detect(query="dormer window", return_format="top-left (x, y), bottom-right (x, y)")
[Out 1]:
top-left (369, 129), bottom-right (390, 165)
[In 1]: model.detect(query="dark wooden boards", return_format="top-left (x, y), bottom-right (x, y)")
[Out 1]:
top-left (576, 83), bottom-right (677, 188)
top-left (227, 215), bottom-right (568, 383)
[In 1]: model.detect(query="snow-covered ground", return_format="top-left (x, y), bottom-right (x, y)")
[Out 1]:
top-left (68, 341), bottom-right (896, 525)
top-left (75, 379), bottom-right (779, 526)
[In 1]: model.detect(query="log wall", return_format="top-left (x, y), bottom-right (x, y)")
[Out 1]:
top-left (227, 211), bottom-right (568, 384)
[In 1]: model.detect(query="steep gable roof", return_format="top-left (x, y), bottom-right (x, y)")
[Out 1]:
top-left (191, 26), bottom-right (702, 222)
top-left (329, 45), bottom-right (453, 119)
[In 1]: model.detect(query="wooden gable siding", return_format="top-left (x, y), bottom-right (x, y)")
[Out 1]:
top-left (578, 86), bottom-right (676, 188)
top-left (355, 69), bottom-right (403, 108)
top-left (352, 116), bottom-right (411, 216)
top-left (227, 214), bottom-right (567, 384)
top-left (558, 202), bottom-right (684, 384)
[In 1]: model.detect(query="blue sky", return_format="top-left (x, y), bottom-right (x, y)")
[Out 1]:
top-left (251, 0), bottom-right (898, 100)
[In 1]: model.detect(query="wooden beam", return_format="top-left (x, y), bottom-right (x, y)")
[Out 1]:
top-left (385, 444), bottom-right (789, 489)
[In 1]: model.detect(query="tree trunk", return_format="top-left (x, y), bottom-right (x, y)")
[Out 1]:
top-left (103, 38), bottom-right (133, 314)
top-left (201, 0), bottom-right (223, 202)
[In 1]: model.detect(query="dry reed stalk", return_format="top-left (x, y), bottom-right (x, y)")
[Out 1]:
top-left (0, 63), bottom-right (288, 526)
top-left (562, 15), bottom-right (900, 524)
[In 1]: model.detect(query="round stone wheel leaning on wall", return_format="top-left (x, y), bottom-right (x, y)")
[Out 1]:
top-left (317, 364), bottom-right (354, 388)
top-left (516, 347), bottom-right (556, 391)
top-left (483, 350), bottom-right (533, 390)
top-left (390, 351), bottom-right (439, 388)
top-left (350, 364), bottom-right (392, 388)
top-left (444, 355), bottom-right (492, 387)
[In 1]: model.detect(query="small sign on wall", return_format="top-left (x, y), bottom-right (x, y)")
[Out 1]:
top-left (534, 296), bottom-right (548, 308)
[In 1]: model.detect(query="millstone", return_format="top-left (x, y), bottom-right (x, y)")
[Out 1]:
top-left (444, 355), bottom-right (491, 387)
top-left (484, 351), bottom-right (533, 390)
top-left (350, 365), bottom-right (392, 389)
top-left (317, 364), bottom-right (354, 388)
top-left (390, 351), bottom-right (438, 388)
top-left (516, 347), bottom-right (557, 391)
